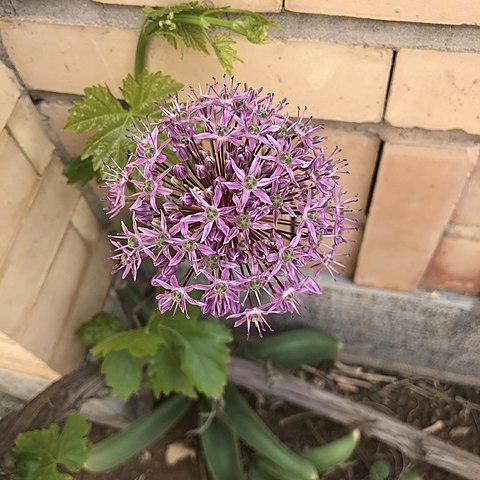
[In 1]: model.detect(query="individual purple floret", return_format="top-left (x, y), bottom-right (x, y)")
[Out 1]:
top-left (105, 79), bottom-right (357, 336)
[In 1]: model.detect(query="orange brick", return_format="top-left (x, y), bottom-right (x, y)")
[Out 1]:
top-left (49, 236), bottom-right (113, 374)
top-left (0, 157), bottom-right (80, 337)
top-left (422, 235), bottom-right (480, 294)
top-left (385, 49), bottom-right (480, 135)
top-left (71, 197), bottom-right (102, 245)
top-left (1, 21), bottom-right (393, 123)
top-left (321, 128), bottom-right (380, 222)
top-left (37, 100), bottom-right (89, 157)
top-left (93, 0), bottom-right (282, 12)
top-left (285, 0), bottom-right (480, 26)
top-left (7, 95), bottom-right (55, 174)
top-left (354, 143), bottom-right (478, 291)
top-left (0, 61), bottom-right (22, 131)
top-left (0, 131), bottom-right (40, 270)
top-left (452, 159), bottom-right (480, 227)
top-left (17, 226), bottom-right (89, 361)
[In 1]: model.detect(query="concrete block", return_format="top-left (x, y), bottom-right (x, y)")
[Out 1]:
top-left (1, 21), bottom-right (393, 123)
top-left (273, 275), bottom-right (480, 386)
top-left (7, 95), bottom-right (55, 174)
top-left (386, 49), bottom-right (480, 135)
top-left (354, 143), bottom-right (478, 291)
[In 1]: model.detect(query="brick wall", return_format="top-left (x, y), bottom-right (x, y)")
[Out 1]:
top-left (0, 1), bottom-right (479, 367)
top-left (0, 59), bottom-right (112, 379)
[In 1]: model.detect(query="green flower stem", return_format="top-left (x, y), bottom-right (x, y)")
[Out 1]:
top-left (135, 19), bottom-right (159, 78)
top-left (174, 14), bottom-right (246, 36)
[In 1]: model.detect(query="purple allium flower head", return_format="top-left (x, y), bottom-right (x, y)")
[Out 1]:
top-left (105, 79), bottom-right (357, 336)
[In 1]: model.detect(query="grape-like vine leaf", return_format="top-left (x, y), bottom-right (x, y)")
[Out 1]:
top-left (210, 33), bottom-right (242, 74)
top-left (64, 69), bottom-right (183, 172)
top-left (142, 2), bottom-right (275, 75)
top-left (13, 413), bottom-right (91, 480)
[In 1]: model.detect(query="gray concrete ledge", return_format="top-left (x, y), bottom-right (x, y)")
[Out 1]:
top-left (2, 0), bottom-right (480, 53)
top-left (272, 275), bottom-right (480, 386)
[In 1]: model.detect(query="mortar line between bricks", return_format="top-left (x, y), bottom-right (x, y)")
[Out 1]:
top-left (382, 50), bottom-right (397, 120)
top-left (33, 91), bottom-right (480, 145)
top-left (3, 0), bottom-right (480, 54)
top-left (363, 140), bottom-right (384, 217)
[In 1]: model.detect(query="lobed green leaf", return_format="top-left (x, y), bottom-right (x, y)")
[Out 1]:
top-left (147, 343), bottom-right (196, 398)
top-left (210, 33), bottom-right (242, 75)
top-left (13, 413), bottom-right (91, 480)
top-left (62, 156), bottom-right (96, 186)
top-left (100, 350), bottom-right (144, 401)
top-left (148, 311), bottom-right (232, 399)
top-left (92, 328), bottom-right (165, 358)
top-left (64, 70), bottom-right (182, 173)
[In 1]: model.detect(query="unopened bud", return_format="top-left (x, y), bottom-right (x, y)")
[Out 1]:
top-left (195, 164), bottom-right (207, 179)
top-left (173, 164), bottom-right (188, 180)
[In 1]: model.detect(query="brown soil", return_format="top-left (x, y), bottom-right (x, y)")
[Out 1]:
top-left (77, 360), bottom-right (480, 480)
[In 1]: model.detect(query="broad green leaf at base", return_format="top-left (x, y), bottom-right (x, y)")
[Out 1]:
top-left (100, 350), bottom-right (144, 401)
top-left (149, 311), bottom-right (232, 399)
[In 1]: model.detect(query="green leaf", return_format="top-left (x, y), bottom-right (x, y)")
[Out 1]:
top-left (86, 395), bottom-right (192, 472)
top-left (370, 460), bottom-right (393, 480)
top-left (64, 70), bottom-right (183, 172)
top-left (62, 156), bottom-right (96, 186)
top-left (209, 33), bottom-right (242, 75)
top-left (175, 23), bottom-right (210, 54)
top-left (121, 70), bottom-right (183, 117)
top-left (233, 15), bottom-right (273, 44)
top-left (150, 312), bottom-right (232, 398)
top-left (100, 350), bottom-right (144, 401)
top-left (13, 413), bottom-right (91, 480)
top-left (147, 343), bottom-right (196, 398)
top-left (91, 328), bottom-right (165, 358)
top-left (75, 312), bottom-right (124, 347)
top-left (142, 4), bottom-right (274, 75)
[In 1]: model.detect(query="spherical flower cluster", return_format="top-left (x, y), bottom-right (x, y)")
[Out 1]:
top-left (105, 79), bottom-right (356, 336)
